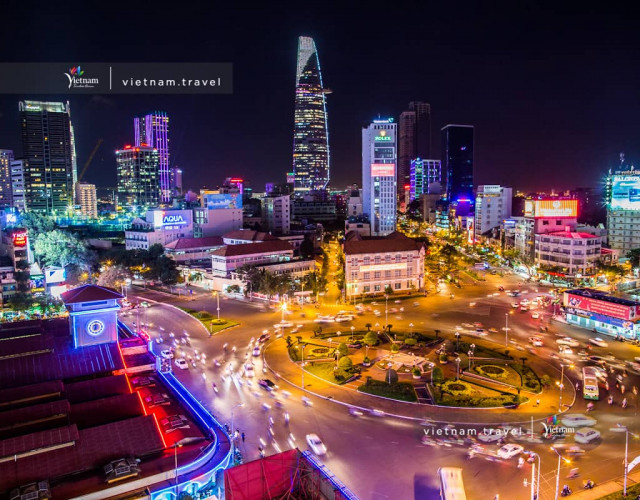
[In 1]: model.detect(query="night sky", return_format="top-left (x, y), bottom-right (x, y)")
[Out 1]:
top-left (1, 1), bottom-right (639, 194)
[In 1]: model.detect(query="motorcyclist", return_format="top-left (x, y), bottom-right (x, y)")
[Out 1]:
top-left (608, 395), bottom-right (614, 405)
top-left (622, 398), bottom-right (628, 408)
top-left (561, 484), bottom-right (572, 496)
top-left (584, 479), bottom-right (595, 489)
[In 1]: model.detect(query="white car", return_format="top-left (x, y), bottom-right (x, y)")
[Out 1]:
top-left (529, 337), bottom-right (543, 347)
top-left (274, 321), bottom-right (294, 329)
top-left (469, 302), bottom-right (476, 307)
top-left (160, 349), bottom-right (174, 359)
top-left (589, 337), bottom-right (609, 348)
top-left (306, 433), bottom-right (327, 455)
top-left (477, 431), bottom-right (504, 443)
top-left (561, 414), bottom-right (597, 427)
top-left (334, 315), bottom-right (352, 323)
top-left (301, 396), bottom-right (313, 406)
top-left (512, 303), bottom-right (520, 309)
top-left (497, 443), bottom-right (524, 459)
top-left (244, 364), bottom-right (255, 377)
top-left (252, 346), bottom-right (261, 357)
top-left (174, 358), bottom-right (189, 370)
top-left (574, 428), bottom-right (601, 444)
top-left (531, 312), bottom-right (540, 319)
top-left (558, 346), bottom-right (573, 355)
top-left (557, 337), bottom-right (580, 348)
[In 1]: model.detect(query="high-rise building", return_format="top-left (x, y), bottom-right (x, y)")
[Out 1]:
top-left (134, 112), bottom-right (170, 202)
top-left (362, 118), bottom-right (397, 236)
top-left (398, 101), bottom-right (431, 185)
top-left (0, 150), bottom-right (14, 206)
top-left (262, 195), bottom-right (291, 235)
top-left (75, 182), bottom-right (98, 218)
top-left (474, 185), bottom-right (513, 239)
top-left (409, 159), bottom-right (441, 200)
top-left (10, 159), bottom-right (25, 211)
top-left (293, 36), bottom-right (330, 194)
top-left (19, 101), bottom-right (76, 214)
top-left (116, 145), bottom-right (160, 208)
top-left (170, 166), bottom-right (183, 195)
top-left (442, 124), bottom-right (474, 204)
top-left (605, 166), bottom-right (640, 254)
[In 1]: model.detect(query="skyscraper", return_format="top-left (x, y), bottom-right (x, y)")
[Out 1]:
top-left (0, 150), bottom-right (14, 206)
top-left (362, 118), bottom-right (397, 236)
top-left (116, 145), bottom-right (160, 208)
top-left (75, 182), bottom-right (98, 218)
top-left (398, 101), bottom-right (431, 185)
top-left (134, 112), bottom-right (169, 202)
top-left (293, 36), bottom-right (330, 194)
top-left (442, 124), bottom-right (474, 204)
top-left (19, 101), bottom-right (76, 214)
top-left (410, 159), bottom-right (441, 200)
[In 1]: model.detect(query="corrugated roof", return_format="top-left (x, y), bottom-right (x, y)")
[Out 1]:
top-left (70, 393), bottom-right (143, 429)
top-left (211, 240), bottom-right (293, 257)
top-left (61, 284), bottom-right (123, 304)
top-left (65, 375), bottom-right (130, 404)
top-left (222, 229), bottom-right (277, 242)
top-left (0, 399), bottom-right (70, 432)
top-left (0, 380), bottom-right (63, 411)
top-left (0, 424), bottom-right (79, 459)
top-left (165, 236), bottom-right (224, 250)
top-left (343, 231), bottom-right (424, 255)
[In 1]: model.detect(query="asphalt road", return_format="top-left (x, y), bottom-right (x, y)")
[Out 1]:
top-left (120, 273), bottom-right (640, 500)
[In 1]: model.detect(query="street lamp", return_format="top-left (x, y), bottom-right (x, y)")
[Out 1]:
top-left (409, 323), bottom-right (414, 336)
top-left (528, 451), bottom-right (541, 500)
top-left (455, 357), bottom-right (461, 380)
top-left (281, 300), bottom-right (287, 323)
top-left (611, 424), bottom-right (640, 496)
top-left (454, 332), bottom-right (461, 351)
top-left (505, 312), bottom-right (509, 346)
top-left (301, 344), bottom-right (306, 388)
top-left (557, 363), bottom-right (573, 411)
top-left (173, 438), bottom-right (189, 497)
top-left (552, 446), bottom-right (571, 500)
top-left (350, 326), bottom-right (355, 341)
top-left (429, 362), bottom-right (435, 385)
top-left (230, 402), bottom-right (245, 454)
top-left (384, 294), bottom-right (389, 330)
top-left (213, 291), bottom-right (221, 321)
top-left (467, 350), bottom-right (473, 370)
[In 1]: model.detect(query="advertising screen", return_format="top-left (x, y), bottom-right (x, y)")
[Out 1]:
top-left (203, 193), bottom-right (243, 210)
top-left (524, 199), bottom-right (578, 218)
top-left (12, 230), bottom-right (28, 247)
top-left (152, 210), bottom-right (192, 228)
top-left (564, 293), bottom-right (639, 321)
top-left (371, 163), bottom-right (395, 177)
top-left (611, 175), bottom-right (640, 210)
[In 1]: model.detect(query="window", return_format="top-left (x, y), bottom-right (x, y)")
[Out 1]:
top-left (363, 286), bottom-right (370, 293)
top-left (395, 254), bottom-right (402, 263)
top-left (395, 282), bottom-right (401, 289)
top-left (542, 220), bottom-right (549, 225)
top-left (374, 284), bottom-right (381, 292)
top-left (385, 254), bottom-right (391, 263)
top-left (374, 271), bottom-right (381, 278)
top-left (395, 269), bottom-right (401, 277)
top-left (363, 256), bottom-right (370, 265)
top-left (364, 272), bottom-right (370, 279)
top-left (375, 256), bottom-right (381, 264)
top-left (351, 257), bottom-right (358, 266)
top-left (385, 270), bottom-right (391, 278)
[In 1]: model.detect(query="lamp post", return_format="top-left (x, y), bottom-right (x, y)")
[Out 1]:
top-left (529, 452), bottom-right (541, 500)
top-left (455, 357), bottom-right (461, 380)
top-left (213, 291), bottom-right (221, 320)
top-left (230, 402), bottom-right (244, 454)
top-left (455, 332), bottom-right (460, 351)
top-left (611, 424), bottom-right (639, 496)
top-left (301, 344), bottom-right (306, 388)
top-left (173, 440), bottom-right (186, 497)
top-left (467, 350), bottom-right (473, 370)
top-left (350, 326), bottom-right (355, 341)
top-left (384, 294), bottom-right (389, 330)
top-left (409, 323), bottom-right (414, 336)
top-left (281, 300), bottom-right (287, 323)
top-left (429, 362), bottom-right (435, 385)
top-left (505, 312), bottom-right (509, 346)
top-left (557, 364), bottom-right (572, 411)
top-left (552, 446), bottom-right (570, 500)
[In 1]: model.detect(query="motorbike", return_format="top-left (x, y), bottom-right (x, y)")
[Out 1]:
top-left (583, 480), bottom-right (595, 489)
top-left (561, 485), bottom-right (572, 497)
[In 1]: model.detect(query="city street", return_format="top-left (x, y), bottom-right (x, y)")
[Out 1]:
top-left (121, 272), bottom-right (640, 499)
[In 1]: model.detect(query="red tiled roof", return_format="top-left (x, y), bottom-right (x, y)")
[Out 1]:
top-left (61, 284), bottom-right (123, 304)
top-left (222, 229), bottom-right (277, 242)
top-left (343, 231), bottom-right (424, 255)
top-left (211, 240), bottom-right (293, 257)
top-left (164, 236), bottom-right (224, 250)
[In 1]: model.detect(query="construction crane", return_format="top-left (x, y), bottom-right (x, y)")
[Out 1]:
top-left (77, 138), bottom-right (103, 183)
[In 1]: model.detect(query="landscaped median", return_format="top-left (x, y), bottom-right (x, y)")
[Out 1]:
top-left (358, 376), bottom-right (418, 402)
top-left (179, 308), bottom-right (239, 335)
top-left (431, 378), bottom-right (526, 408)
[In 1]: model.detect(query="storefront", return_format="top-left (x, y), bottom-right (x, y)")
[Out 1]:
top-left (562, 289), bottom-right (640, 340)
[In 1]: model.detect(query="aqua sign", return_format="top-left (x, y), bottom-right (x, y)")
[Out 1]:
top-left (162, 214), bottom-right (187, 225)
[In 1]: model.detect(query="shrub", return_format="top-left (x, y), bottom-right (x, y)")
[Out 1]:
top-left (363, 356), bottom-right (371, 364)
top-left (439, 353), bottom-right (448, 362)
top-left (432, 367), bottom-right (444, 383)
top-left (412, 367), bottom-right (421, 376)
top-left (195, 310), bottom-right (213, 320)
top-left (364, 331), bottom-right (379, 346)
top-left (391, 344), bottom-right (400, 353)
top-left (404, 338), bottom-right (417, 346)
top-left (339, 355), bottom-right (353, 370)
top-left (286, 336), bottom-right (293, 348)
top-left (385, 368), bottom-right (399, 384)
top-left (337, 343), bottom-right (349, 357)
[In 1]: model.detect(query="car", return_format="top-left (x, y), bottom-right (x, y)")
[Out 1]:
top-left (574, 428), bottom-right (601, 444)
top-left (529, 337), bottom-right (543, 347)
top-left (589, 337), bottom-right (609, 348)
top-left (348, 407), bottom-right (364, 417)
top-left (488, 328), bottom-right (498, 333)
top-left (306, 434), bottom-right (327, 455)
top-left (497, 443), bottom-right (524, 459)
top-left (477, 431), bottom-right (504, 443)
top-left (301, 396), bottom-right (313, 406)
top-left (253, 346), bottom-right (261, 357)
top-left (370, 409), bottom-right (385, 417)
top-left (557, 337), bottom-right (580, 347)
top-left (140, 301), bottom-right (150, 308)
top-left (258, 378), bottom-right (276, 390)
top-left (561, 414), bottom-right (597, 427)
top-left (512, 303), bottom-right (520, 309)
top-left (461, 323), bottom-right (474, 329)
top-left (273, 321), bottom-right (294, 329)
top-left (520, 299), bottom-right (530, 305)
top-left (531, 312), bottom-right (540, 319)
top-left (244, 364), bottom-right (255, 377)
top-left (469, 302), bottom-right (476, 307)
top-left (258, 333), bottom-right (271, 343)
top-left (334, 315), bottom-right (352, 323)
top-left (160, 349), bottom-right (174, 359)
top-left (174, 358), bottom-right (189, 370)
top-left (498, 286), bottom-right (505, 292)
top-left (558, 346), bottom-right (573, 355)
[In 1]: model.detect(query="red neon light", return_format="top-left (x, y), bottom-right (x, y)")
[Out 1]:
top-left (136, 390), bottom-right (148, 416)
top-left (116, 341), bottom-right (133, 393)
top-left (152, 412), bottom-right (168, 448)
top-left (12, 231), bottom-right (27, 248)
top-left (404, 184), bottom-right (410, 190)
top-left (123, 144), bottom-right (132, 149)
top-left (230, 178), bottom-right (244, 183)
top-left (135, 148), bottom-right (140, 152)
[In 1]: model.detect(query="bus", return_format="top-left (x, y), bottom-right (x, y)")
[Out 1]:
top-left (438, 467), bottom-right (467, 500)
top-left (583, 366), bottom-right (600, 400)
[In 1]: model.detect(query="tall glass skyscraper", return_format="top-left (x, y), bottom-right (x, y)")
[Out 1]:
top-left (442, 124), bottom-right (474, 204)
top-left (19, 101), bottom-right (77, 215)
top-left (116, 145), bottom-right (160, 208)
top-left (362, 118), bottom-right (397, 236)
top-left (134, 112), bottom-right (169, 202)
top-left (293, 36), bottom-right (330, 194)
top-left (398, 101), bottom-right (431, 186)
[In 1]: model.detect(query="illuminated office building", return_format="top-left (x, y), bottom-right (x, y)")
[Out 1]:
top-left (606, 167), bottom-right (640, 254)
top-left (134, 112), bottom-right (170, 202)
top-left (398, 101), bottom-right (431, 185)
top-left (116, 145), bottom-right (159, 208)
top-left (75, 182), bottom-right (98, 218)
top-left (293, 36), bottom-right (330, 194)
top-left (362, 118), bottom-right (397, 236)
top-left (442, 124), bottom-right (474, 204)
top-left (19, 101), bottom-right (76, 214)
top-left (409, 158), bottom-right (441, 200)
top-left (0, 150), bottom-right (13, 206)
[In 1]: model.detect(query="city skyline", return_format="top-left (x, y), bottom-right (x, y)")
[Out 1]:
top-left (0, 3), bottom-right (639, 194)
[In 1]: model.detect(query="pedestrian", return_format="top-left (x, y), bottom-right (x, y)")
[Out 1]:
top-left (241, 432), bottom-right (245, 442)
top-left (536, 399), bottom-right (540, 406)
top-left (576, 382), bottom-right (580, 391)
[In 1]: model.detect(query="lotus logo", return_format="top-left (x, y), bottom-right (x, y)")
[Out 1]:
top-left (64, 65), bottom-right (98, 89)
top-left (69, 66), bottom-right (84, 76)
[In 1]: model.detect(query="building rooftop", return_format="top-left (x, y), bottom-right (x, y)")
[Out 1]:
top-left (565, 288), bottom-right (640, 307)
top-left (60, 284), bottom-right (123, 304)
top-left (343, 231), bottom-right (424, 255)
top-left (545, 231), bottom-right (600, 239)
top-left (211, 240), bottom-right (293, 257)
top-left (164, 236), bottom-right (224, 250)
top-left (222, 229), bottom-right (277, 242)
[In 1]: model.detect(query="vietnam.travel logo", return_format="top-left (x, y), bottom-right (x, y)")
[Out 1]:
top-left (64, 65), bottom-right (99, 89)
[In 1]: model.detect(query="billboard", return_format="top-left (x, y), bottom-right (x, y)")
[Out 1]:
top-left (564, 292), bottom-right (639, 321)
top-left (203, 193), bottom-right (243, 210)
top-left (611, 174), bottom-right (640, 210)
top-left (12, 230), bottom-right (28, 248)
top-left (151, 209), bottom-right (192, 228)
top-left (524, 199), bottom-right (578, 218)
top-left (371, 163), bottom-right (395, 177)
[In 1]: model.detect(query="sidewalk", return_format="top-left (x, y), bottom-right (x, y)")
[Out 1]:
top-left (571, 471), bottom-right (640, 499)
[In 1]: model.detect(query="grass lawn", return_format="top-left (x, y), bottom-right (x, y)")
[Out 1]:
top-left (358, 379), bottom-right (418, 402)
top-left (178, 308), bottom-right (239, 334)
top-left (304, 362), bottom-right (350, 385)
top-left (511, 363), bottom-right (543, 393)
top-left (288, 342), bottom-right (336, 362)
top-left (433, 378), bottom-right (526, 408)
top-left (471, 363), bottom-right (522, 387)
top-left (597, 482), bottom-right (640, 499)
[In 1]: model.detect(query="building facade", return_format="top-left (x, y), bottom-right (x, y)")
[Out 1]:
top-left (75, 182), bottom-right (98, 218)
top-left (409, 159), bottom-right (441, 201)
top-left (362, 118), bottom-right (397, 236)
top-left (442, 124), bottom-right (474, 204)
top-left (125, 209), bottom-right (194, 250)
top-left (535, 231), bottom-right (601, 276)
top-left (9, 160), bottom-right (25, 211)
top-left (398, 101), bottom-right (431, 186)
top-left (0, 149), bottom-right (13, 206)
top-left (606, 169), bottom-right (640, 254)
top-left (293, 36), bottom-right (330, 194)
top-left (211, 240), bottom-right (294, 277)
top-left (19, 101), bottom-right (77, 214)
top-left (134, 112), bottom-right (170, 202)
top-left (116, 145), bottom-right (160, 208)
top-left (292, 200), bottom-right (337, 222)
top-left (474, 185), bottom-right (513, 239)
top-left (262, 195), bottom-right (291, 235)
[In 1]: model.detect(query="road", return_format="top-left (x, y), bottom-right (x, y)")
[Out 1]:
top-left (120, 272), bottom-right (640, 500)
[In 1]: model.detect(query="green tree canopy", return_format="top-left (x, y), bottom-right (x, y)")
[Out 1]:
top-left (32, 230), bottom-right (91, 269)
top-left (337, 342), bottom-right (349, 357)
top-left (338, 355), bottom-right (353, 370)
top-left (363, 331), bottom-right (378, 346)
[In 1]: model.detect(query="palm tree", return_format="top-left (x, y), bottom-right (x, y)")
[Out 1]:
top-left (365, 323), bottom-right (372, 332)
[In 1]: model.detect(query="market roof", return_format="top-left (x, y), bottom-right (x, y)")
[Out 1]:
top-left (343, 231), bottom-right (424, 255)
top-left (60, 284), bottom-right (123, 304)
top-left (565, 288), bottom-right (640, 307)
top-left (211, 240), bottom-right (293, 257)
top-left (165, 236), bottom-right (224, 250)
top-left (222, 229), bottom-right (278, 242)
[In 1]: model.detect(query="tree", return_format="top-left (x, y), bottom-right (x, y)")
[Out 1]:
top-left (337, 343), bottom-right (349, 357)
top-left (387, 324), bottom-right (393, 333)
top-left (365, 323), bottom-right (372, 332)
top-left (21, 212), bottom-right (55, 236)
top-left (148, 255), bottom-right (180, 285)
top-left (385, 368), bottom-right (398, 384)
top-left (384, 285), bottom-right (394, 295)
top-left (627, 249), bottom-right (640, 269)
top-left (404, 338), bottom-right (417, 346)
top-left (391, 344), bottom-right (399, 353)
top-left (432, 367), bottom-right (444, 383)
top-left (97, 265), bottom-right (131, 289)
top-left (300, 234), bottom-right (315, 259)
top-left (338, 355), bottom-right (353, 370)
top-left (363, 331), bottom-right (378, 346)
top-left (32, 230), bottom-right (91, 269)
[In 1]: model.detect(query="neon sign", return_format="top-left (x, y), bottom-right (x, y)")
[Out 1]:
top-left (12, 231), bottom-right (27, 247)
top-left (371, 163), bottom-right (395, 177)
top-left (163, 214), bottom-right (187, 225)
top-left (374, 136), bottom-right (392, 141)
